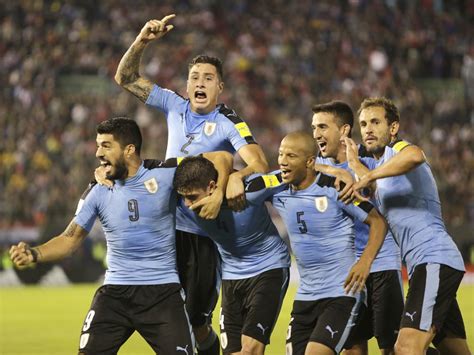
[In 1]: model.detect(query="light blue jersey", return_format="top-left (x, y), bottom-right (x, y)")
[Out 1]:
top-left (317, 153), bottom-right (401, 273)
top-left (179, 177), bottom-right (290, 280)
top-left (246, 172), bottom-right (372, 302)
top-left (364, 140), bottom-right (465, 277)
top-left (146, 85), bottom-right (258, 236)
top-left (74, 160), bottom-right (180, 285)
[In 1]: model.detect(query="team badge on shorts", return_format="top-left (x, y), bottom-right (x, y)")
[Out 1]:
top-left (204, 121), bottom-right (217, 136)
top-left (144, 178), bottom-right (158, 193)
top-left (315, 196), bottom-right (328, 212)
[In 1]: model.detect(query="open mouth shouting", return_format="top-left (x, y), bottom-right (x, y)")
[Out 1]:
top-left (317, 140), bottom-right (327, 154)
top-left (194, 90), bottom-right (207, 103)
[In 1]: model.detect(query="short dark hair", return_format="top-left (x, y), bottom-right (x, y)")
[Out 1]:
top-left (188, 55), bottom-right (224, 81)
top-left (312, 101), bottom-right (354, 136)
top-left (173, 156), bottom-right (218, 192)
top-left (357, 97), bottom-right (400, 125)
top-left (96, 117), bottom-right (142, 154)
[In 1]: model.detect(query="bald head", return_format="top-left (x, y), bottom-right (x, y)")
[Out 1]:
top-left (281, 131), bottom-right (318, 157)
top-left (278, 131), bottom-right (317, 189)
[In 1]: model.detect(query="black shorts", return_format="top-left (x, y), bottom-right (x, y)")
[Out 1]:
top-left (219, 268), bottom-right (289, 354)
top-left (176, 230), bottom-right (221, 328)
top-left (346, 270), bottom-right (404, 349)
top-left (78, 283), bottom-right (193, 354)
top-left (400, 263), bottom-right (466, 344)
top-left (286, 295), bottom-right (365, 355)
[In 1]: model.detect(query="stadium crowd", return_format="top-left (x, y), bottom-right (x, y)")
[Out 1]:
top-left (1, 0), bottom-right (472, 241)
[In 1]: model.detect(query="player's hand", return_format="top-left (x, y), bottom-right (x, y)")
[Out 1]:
top-left (190, 189), bottom-right (224, 220)
top-left (331, 168), bottom-right (355, 204)
top-left (344, 259), bottom-right (370, 295)
top-left (226, 173), bottom-right (247, 211)
top-left (353, 174), bottom-right (372, 192)
top-left (137, 15), bottom-right (176, 43)
top-left (94, 166), bottom-right (114, 188)
top-left (9, 242), bottom-right (36, 268)
top-left (343, 137), bottom-right (359, 164)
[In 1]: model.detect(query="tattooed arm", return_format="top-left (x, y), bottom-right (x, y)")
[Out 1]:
top-left (115, 15), bottom-right (176, 102)
top-left (9, 221), bottom-right (88, 268)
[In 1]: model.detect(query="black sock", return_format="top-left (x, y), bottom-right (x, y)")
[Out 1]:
top-left (197, 329), bottom-right (220, 355)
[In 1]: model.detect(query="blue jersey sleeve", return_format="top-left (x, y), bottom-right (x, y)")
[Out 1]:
top-left (338, 199), bottom-right (373, 223)
top-left (244, 172), bottom-right (286, 204)
top-left (145, 85), bottom-right (186, 115)
top-left (217, 104), bottom-right (258, 152)
top-left (74, 183), bottom-right (100, 232)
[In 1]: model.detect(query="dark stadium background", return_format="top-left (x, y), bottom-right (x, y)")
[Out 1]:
top-left (0, 0), bottom-right (472, 296)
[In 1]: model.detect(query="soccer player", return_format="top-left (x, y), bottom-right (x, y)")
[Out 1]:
top-left (114, 15), bottom-right (269, 354)
top-left (345, 97), bottom-right (469, 355)
top-left (312, 101), bottom-right (403, 355)
top-left (245, 132), bottom-right (388, 355)
top-left (9, 117), bottom-right (231, 354)
top-left (173, 156), bottom-right (290, 355)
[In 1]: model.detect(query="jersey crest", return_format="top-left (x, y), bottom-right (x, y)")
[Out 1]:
top-left (204, 121), bottom-right (217, 136)
top-left (144, 178), bottom-right (159, 194)
top-left (314, 196), bottom-right (328, 212)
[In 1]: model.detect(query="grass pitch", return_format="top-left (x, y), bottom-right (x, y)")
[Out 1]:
top-left (1, 283), bottom-right (473, 354)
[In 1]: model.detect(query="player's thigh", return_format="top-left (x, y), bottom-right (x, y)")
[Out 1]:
top-left (134, 285), bottom-right (194, 354)
top-left (311, 297), bottom-right (364, 355)
top-left (220, 280), bottom-right (244, 354)
top-left (78, 286), bottom-right (134, 354)
top-left (401, 263), bottom-right (464, 333)
top-left (432, 298), bottom-right (468, 348)
top-left (176, 231), bottom-right (221, 327)
top-left (371, 270), bottom-right (404, 349)
top-left (286, 300), bottom-right (319, 355)
top-left (242, 268), bottom-right (289, 345)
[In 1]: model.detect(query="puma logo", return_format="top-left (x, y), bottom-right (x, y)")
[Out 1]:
top-left (257, 323), bottom-right (269, 335)
top-left (176, 345), bottom-right (189, 354)
top-left (325, 325), bottom-right (339, 339)
top-left (405, 311), bottom-right (417, 322)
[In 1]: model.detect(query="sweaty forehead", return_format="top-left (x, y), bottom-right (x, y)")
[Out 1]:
top-left (312, 112), bottom-right (338, 125)
top-left (359, 106), bottom-right (386, 121)
top-left (96, 133), bottom-right (116, 145)
top-left (189, 63), bottom-right (217, 75)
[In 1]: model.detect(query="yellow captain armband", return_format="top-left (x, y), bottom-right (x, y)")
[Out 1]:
top-left (393, 140), bottom-right (410, 152)
top-left (353, 200), bottom-right (361, 207)
top-left (177, 157), bottom-right (185, 165)
top-left (262, 174), bottom-right (281, 188)
top-left (235, 122), bottom-right (252, 138)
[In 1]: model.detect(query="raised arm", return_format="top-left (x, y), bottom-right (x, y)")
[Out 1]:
top-left (9, 221), bottom-right (88, 268)
top-left (344, 208), bottom-right (388, 294)
top-left (114, 15), bottom-right (175, 102)
top-left (226, 144), bottom-right (269, 211)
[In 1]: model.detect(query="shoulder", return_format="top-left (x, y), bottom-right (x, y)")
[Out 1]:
top-left (388, 139), bottom-right (412, 153)
top-left (245, 171), bottom-right (285, 193)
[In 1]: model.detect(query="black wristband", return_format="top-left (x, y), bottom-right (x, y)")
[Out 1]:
top-left (30, 248), bottom-right (39, 263)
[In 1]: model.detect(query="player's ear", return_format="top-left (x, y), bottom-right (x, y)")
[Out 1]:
top-left (340, 124), bottom-right (351, 138)
top-left (390, 121), bottom-right (400, 137)
top-left (306, 155), bottom-right (315, 168)
top-left (208, 180), bottom-right (217, 195)
top-left (125, 144), bottom-right (136, 157)
top-left (218, 81), bottom-right (224, 94)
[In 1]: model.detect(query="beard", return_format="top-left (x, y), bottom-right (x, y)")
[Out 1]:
top-left (107, 157), bottom-right (128, 180)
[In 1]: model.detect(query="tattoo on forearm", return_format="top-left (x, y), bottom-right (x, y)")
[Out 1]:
top-left (117, 43), bottom-right (152, 102)
top-left (64, 223), bottom-right (78, 238)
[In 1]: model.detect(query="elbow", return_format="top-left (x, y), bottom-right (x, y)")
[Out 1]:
top-left (114, 71), bottom-right (125, 86)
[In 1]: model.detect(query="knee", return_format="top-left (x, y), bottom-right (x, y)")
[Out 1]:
top-left (241, 337), bottom-right (264, 355)
top-left (394, 337), bottom-right (421, 355)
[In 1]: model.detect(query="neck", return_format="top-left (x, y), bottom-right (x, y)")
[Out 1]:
top-left (334, 146), bottom-right (347, 164)
top-left (291, 170), bottom-right (317, 191)
top-left (126, 156), bottom-right (142, 178)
